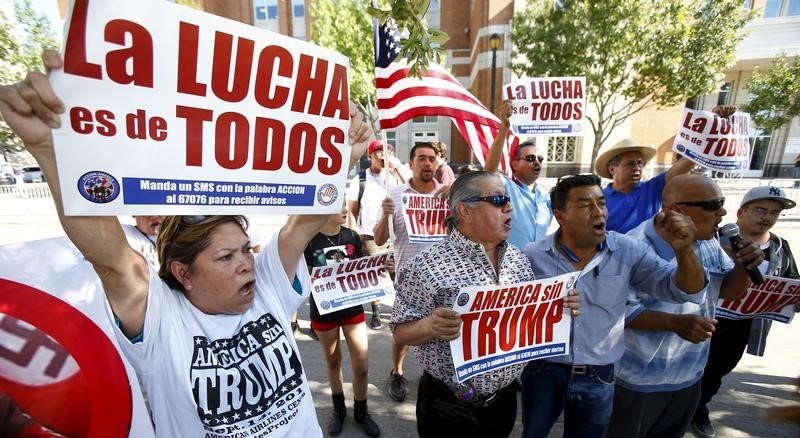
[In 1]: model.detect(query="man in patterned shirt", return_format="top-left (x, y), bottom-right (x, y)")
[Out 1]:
top-left (390, 171), bottom-right (579, 437)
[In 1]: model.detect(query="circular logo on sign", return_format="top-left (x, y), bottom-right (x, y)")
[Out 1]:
top-left (77, 171), bottom-right (120, 204)
top-left (320, 301), bottom-right (331, 310)
top-left (676, 144), bottom-right (686, 153)
top-left (573, 123), bottom-right (582, 133)
top-left (316, 183), bottom-right (338, 206)
top-left (457, 293), bottom-right (470, 307)
top-left (402, 195), bottom-right (408, 205)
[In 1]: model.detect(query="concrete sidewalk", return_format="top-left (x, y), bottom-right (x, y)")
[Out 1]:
top-left (294, 299), bottom-right (800, 438)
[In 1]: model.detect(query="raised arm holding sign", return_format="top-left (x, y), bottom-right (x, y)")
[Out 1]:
top-left (0, 30), bottom-right (369, 438)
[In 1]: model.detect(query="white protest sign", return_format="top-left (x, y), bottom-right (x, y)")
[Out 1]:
top-left (399, 193), bottom-right (448, 244)
top-left (51, 0), bottom-right (350, 215)
top-left (672, 108), bottom-right (752, 171)
top-left (0, 237), bottom-right (154, 437)
top-left (716, 275), bottom-right (800, 323)
top-left (503, 77), bottom-right (586, 136)
top-left (449, 272), bottom-right (577, 383)
top-left (310, 253), bottom-right (395, 315)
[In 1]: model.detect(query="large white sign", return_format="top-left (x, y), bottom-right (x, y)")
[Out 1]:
top-left (716, 275), bottom-right (800, 323)
top-left (449, 272), bottom-right (577, 383)
top-left (672, 108), bottom-right (752, 171)
top-left (51, 0), bottom-right (350, 215)
top-left (399, 193), bottom-right (448, 244)
top-left (503, 77), bottom-right (586, 136)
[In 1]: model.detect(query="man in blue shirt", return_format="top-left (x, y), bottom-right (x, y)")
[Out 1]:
top-left (598, 106), bottom-right (737, 234)
top-left (607, 174), bottom-right (762, 438)
top-left (520, 174), bottom-right (709, 438)
top-left (485, 101), bottom-right (552, 249)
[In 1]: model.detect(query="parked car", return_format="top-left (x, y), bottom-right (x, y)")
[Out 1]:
top-left (0, 171), bottom-right (14, 185)
top-left (22, 166), bottom-right (45, 183)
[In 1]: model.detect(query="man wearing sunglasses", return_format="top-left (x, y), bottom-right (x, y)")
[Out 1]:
top-left (597, 106), bottom-right (736, 234)
top-left (391, 171), bottom-right (580, 437)
top-left (692, 186), bottom-right (797, 437)
top-left (520, 173), bottom-right (708, 438)
top-left (485, 101), bottom-right (552, 249)
top-left (609, 174), bottom-right (764, 438)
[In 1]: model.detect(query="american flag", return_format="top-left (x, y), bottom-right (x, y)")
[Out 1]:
top-left (373, 16), bottom-right (516, 171)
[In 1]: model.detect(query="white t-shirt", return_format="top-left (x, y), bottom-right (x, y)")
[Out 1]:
top-left (346, 169), bottom-right (396, 236)
top-left (122, 224), bottom-right (158, 266)
top-left (114, 233), bottom-right (321, 438)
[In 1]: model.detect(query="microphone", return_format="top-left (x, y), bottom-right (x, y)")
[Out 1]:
top-left (719, 223), bottom-right (764, 284)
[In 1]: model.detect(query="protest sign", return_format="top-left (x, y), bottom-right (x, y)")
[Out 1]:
top-left (310, 253), bottom-right (395, 315)
top-left (0, 237), bottom-right (154, 437)
top-left (672, 108), bottom-right (752, 171)
top-left (51, 0), bottom-right (351, 215)
top-left (716, 275), bottom-right (800, 323)
top-left (399, 193), bottom-right (448, 244)
top-left (449, 272), bottom-right (578, 383)
top-left (503, 77), bottom-right (586, 136)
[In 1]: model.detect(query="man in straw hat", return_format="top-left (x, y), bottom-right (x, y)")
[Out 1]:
top-left (596, 106), bottom-right (736, 233)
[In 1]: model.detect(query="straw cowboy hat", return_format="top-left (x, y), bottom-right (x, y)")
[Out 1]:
top-left (594, 138), bottom-right (657, 179)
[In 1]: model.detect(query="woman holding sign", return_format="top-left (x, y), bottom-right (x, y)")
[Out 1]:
top-left (0, 51), bottom-right (371, 438)
top-left (304, 207), bottom-right (381, 437)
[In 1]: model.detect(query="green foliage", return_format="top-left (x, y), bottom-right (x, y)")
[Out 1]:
top-left (511, 0), bottom-right (752, 163)
top-left (0, 0), bottom-right (59, 154)
top-left (310, 0), bottom-right (374, 108)
top-left (742, 54), bottom-right (800, 132)
top-left (368, 0), bottom-right (448, 79)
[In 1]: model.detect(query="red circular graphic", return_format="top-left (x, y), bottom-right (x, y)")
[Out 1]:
top-left (0, 279), bottom-right (133, 437)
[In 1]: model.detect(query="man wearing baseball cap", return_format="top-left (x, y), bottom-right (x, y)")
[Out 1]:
top-left (597, 106), bottom-right (736, 234)
top-left (345, 140), bottom-right (405, 330)
top-left (692, 186), bottom-right (798, 437)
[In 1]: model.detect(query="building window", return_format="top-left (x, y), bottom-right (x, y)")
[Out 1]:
top-left (685, 96), bottom-right (699, 109)
top-left (412, 131), bottom-right (438, 143)
top-left (385, 131), bottom-right (397, 147)
top-left (412, 116), bottom-right (438, 124)
top-left (749, 128), bottom-right (771, 170)
top-left (716, 82), bottom-right (732, 106)
top-left (547, 137), bottom-right (577, 163)
top-left (763, 0), bottom-right (782, 17)
top-left (425, 0), bottom-right (440, 30)
top-left (787, 0), bottom-right (800, 15)
top-left (742, 0), bottom-right (753, 9)
top-left (292, 0), bottom-right (306, 40)
top-left (254, 0), bottom-right (279, 33)
top-left (292, 0), bottom-right (305, 17)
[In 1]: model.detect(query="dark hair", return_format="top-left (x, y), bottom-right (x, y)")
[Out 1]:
top-left (608, 154), bottom-right (623, 168)
top-left (514, 140), bottom-right (536, 160)
top-left (157, 215), bottom-right (249, 291)
top-left (550, 174), bottom-right (602, 212)
top-left (444, 171), bottom-right (500, 231)
top-left (410, 142), bottom-right (436, 160)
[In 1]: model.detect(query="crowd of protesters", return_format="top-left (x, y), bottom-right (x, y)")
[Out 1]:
top-left (1, 48), bottom-right (798, 438)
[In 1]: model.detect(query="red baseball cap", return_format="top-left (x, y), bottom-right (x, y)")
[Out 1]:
top-left (368, 140), bottom-right (393, 155)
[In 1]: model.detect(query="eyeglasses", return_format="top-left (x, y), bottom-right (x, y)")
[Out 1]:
top-left (518, 154), bottom-right (545, 163)
top-left (676, 198), bottom-right (725, 212)
top-left (181, 215), bottom-right (211, 225)
top-left (621, 160), bottom-right (646, 169)
top-left (463, 195), bottom-right (511, 208)
top-left (746, 206), bottom-right (784, 219)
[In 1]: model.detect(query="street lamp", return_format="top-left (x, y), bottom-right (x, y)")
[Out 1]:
top-left (489, 33), bottom-right (501, 114)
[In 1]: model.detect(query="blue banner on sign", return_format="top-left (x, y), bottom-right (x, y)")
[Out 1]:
top-left (454, 342), bottom-right (567, 382)
top-left (122, 177), bottom-right (316, 206)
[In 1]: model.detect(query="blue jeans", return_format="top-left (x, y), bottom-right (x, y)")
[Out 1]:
top-left (521, 360), bottom-right (615, 438)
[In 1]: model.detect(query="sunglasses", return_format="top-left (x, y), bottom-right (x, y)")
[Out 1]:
top-left (181, 215), bottom-right (211, 225)
top-left (518, 154), bottom-right (545, 163)
top-left (676, 198), bottom-right (725, 211)
top-left (463, 195), bottom-right (511, 207)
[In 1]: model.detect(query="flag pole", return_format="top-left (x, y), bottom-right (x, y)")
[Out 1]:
top-left (380, 130), bottom-right (395, 244)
